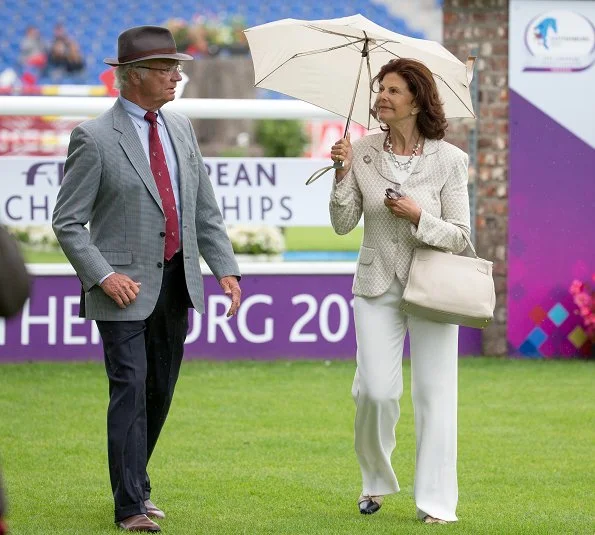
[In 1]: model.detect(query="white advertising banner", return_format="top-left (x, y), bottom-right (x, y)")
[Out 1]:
top-left (509, 0), bottom-right (595, 148)
top-left (0, 156), bottom-right (342, 227)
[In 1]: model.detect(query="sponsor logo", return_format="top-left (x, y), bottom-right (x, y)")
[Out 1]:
top-left (524, 10), bottom-right (595, 72)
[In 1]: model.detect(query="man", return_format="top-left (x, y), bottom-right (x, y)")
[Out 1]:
top-left (0, 224), bottom-right (30, 318)
top-left (0, 225), bottom-right (30, 535)
top-left (53, 26), bottom-right (241, 532)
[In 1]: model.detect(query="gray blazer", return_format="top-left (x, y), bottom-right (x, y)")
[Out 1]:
top-left (329, 134), bottom-right (471, 298)
top-left (53, 99), bottom-right (239, 321)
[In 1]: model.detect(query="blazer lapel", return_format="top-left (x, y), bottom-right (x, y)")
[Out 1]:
top-left (369, 133), bottom-right (397, 184)
top-left (113, 100), bottom-right (163, 212)
top-left (409, 138), bottom-right (440, 177)
top-left (160, 110), bottom-right (187, 169)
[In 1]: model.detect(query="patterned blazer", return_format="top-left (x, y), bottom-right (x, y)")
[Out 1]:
top-left (329, 133), bottom-right (471, 298)
top-left (53, 99), bottom-right (239, 320)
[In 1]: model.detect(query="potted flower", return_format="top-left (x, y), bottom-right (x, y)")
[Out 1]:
top-left (9, 225), bottom-right (61, 252)
top-left (226, 225), bottom-right (285, 262)
top-left (569, 275), bottom-right (595, 355)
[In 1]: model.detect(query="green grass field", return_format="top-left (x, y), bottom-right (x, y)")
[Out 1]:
top-left (21, 245), bottom-right (68, 263)
top-left (0, 358), bottom-right (593, 534)
top-left (284, 227), bottom-right (362, 252)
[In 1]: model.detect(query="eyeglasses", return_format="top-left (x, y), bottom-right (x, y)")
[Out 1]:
top-left (385, 185), bottom-right (403, 199)
top-left (135, 64), bottom-right (183, 74)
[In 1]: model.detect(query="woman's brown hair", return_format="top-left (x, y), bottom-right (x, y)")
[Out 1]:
top-left (371, 58), bottom-right (448, 140)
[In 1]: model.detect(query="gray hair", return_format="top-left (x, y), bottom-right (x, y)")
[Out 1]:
top-left (114, 63), bottom-right (147, 90)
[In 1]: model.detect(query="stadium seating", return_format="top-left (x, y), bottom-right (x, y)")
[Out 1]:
top-left (0, 0), bottom-right (440, 87)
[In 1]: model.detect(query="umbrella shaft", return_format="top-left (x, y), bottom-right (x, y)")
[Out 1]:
top-left (344, 39), bottom-right (369, 138)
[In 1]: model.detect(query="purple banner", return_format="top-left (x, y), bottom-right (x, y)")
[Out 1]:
top-left (508, 2), bottom-right (595, 358)
top-left (0, 274), bottom-right (482, 362)
top-left (508, 90), bottom-right (595, 358)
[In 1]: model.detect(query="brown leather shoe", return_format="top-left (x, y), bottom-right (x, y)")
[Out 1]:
top-left (117, 514), bottom-right (161, 532)
top-left (144, 499), bottom-right (165, 519)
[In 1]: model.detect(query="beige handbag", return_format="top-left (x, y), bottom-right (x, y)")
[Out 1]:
top-left (400, 234), bottom-right (495, 329)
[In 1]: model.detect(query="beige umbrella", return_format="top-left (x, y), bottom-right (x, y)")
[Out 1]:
top-left (244, 14), bottom-right (476, 183)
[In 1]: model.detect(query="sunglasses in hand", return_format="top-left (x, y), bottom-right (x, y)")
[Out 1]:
top-left (385, 187), bottom-right (404, 200)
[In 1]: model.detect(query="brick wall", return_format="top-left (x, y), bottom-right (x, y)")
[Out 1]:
top-left (443, 0), bottom-right (509, 355)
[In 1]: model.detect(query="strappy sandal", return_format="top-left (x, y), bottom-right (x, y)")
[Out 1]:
top-left (358, 494), bottom-right (384, 515)
top-left (423, 515), bottom-right (447, 525)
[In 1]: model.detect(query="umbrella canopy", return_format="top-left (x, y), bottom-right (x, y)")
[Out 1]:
top-left (245, 14), bottom-right (476, 130)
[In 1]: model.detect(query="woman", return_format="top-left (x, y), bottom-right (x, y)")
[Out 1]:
top-left (329, 58), bottom-right (471, 524)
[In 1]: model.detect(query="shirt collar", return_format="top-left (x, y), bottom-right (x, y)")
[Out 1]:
top-left (118, 96), bottom-right (164, 127)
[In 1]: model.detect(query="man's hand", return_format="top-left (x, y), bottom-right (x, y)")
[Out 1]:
top-left (100, 273), bottom-right (141, 309)
top-left (220, 276), bottom-right (241, 317)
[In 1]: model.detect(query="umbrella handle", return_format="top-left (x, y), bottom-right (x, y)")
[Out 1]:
top-left (305, 160), bottom-right (344, 186)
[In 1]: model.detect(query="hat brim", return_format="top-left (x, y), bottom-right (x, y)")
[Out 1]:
top-left (104, 51), bottom-right (194, 66)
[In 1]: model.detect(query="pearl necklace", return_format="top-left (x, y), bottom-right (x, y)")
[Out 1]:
top-left (384, 133), bottom-right (421, 172)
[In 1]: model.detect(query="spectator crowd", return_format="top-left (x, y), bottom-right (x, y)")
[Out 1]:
top-left (11, 14), bottom-right (251, 89)
top-left (18, 23), bottom-right (85, 85)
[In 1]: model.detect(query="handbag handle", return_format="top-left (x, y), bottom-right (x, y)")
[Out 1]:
top-left (459, 230), bottom-right (479, 259)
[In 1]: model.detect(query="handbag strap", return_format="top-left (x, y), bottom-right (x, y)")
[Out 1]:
top-left (459, 230), bottom-right (479, 259)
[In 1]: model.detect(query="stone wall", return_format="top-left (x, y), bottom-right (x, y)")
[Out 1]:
top-left (443, 0), bottom-right (509, 355)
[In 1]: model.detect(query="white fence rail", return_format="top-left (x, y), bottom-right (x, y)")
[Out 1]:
top-left (0, 97), bottom-right (338, 119)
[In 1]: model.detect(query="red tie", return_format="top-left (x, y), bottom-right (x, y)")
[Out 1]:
top-left (144, 111), bottom-right (180, 260)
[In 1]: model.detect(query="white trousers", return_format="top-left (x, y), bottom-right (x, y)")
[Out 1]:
top-left (352, 278), bottom-right (459, 521)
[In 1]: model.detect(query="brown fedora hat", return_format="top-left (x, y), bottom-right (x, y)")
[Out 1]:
top-left (104, 25), bottom-right (193, 66)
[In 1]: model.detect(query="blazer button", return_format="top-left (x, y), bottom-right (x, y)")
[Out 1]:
top-left (160, 231), bottom-right (166, 237)
top-left (157, 262), bottom-right (163, 268)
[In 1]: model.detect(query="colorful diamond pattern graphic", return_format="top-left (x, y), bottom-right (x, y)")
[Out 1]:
top-left (527, 327), bottom-right (547, 348)
top-left (568, 326), bottom-right (588, 348)
top-left (548, 303), bottom-right (569, 326)
top-left (529, 306), bottom-right (547, 324)
top-left (518, 339), bottom-right (541, 358)
top-left (516, 293), bottom-right (590, 358)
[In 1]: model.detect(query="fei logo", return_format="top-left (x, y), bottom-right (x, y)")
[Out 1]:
top-left (25, 161), bottom-right (65, 187)
top-left (0, 158), bottom-right (64, 225)
top-left (524, 10), bottom-right (595, 72)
